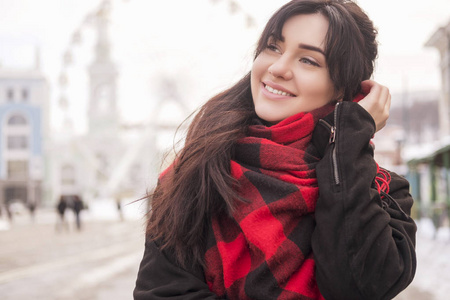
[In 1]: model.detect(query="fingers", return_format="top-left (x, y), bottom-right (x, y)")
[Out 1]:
top-left (358, 80), bottom-right (391, 133)
top-left (386, 92), bottom-right (391, 113)
top-left (378, 92), bottom-right (391, 131)
top-left (360, 79), bottom-right (376, 95)
top-left (379, 84), bottom-right (390, 107)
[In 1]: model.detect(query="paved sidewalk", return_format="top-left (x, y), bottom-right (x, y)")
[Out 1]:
top-left (1, 210), bottom-right (448, 299)
top-left (0, 208), bottom-right (145, 300)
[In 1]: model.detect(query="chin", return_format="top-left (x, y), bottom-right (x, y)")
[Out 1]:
top-left (255, 112), bottom-right (283, 124)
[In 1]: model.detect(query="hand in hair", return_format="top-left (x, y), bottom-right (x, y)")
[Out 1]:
top-left (358, 80), bottom-right (391, 133)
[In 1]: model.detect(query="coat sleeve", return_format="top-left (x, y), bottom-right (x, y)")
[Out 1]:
top-left (311, 102), bottom-right (417, 300)
top-left (134, 238), bottom-right (222, 300)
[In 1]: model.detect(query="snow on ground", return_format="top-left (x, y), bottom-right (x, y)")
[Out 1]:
top-left (0, 219), bottom-right (10, 231)
top-left (1, 204), bottom-right (449, 299)
top-left (0, 197), bottom-right (148, 228)
top-left (410, 218), bottom-right (450, 299)
top-left (83, 198), bottom-right (148, 221)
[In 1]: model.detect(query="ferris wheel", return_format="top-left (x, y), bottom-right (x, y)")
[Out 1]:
top-left (55, 0), bottom-right (258, 199)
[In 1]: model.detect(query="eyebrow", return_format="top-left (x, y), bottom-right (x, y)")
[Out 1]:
top-left (268, 35), bottom-right (325, 56)
top-left (298, 43), bottom-right (325, 55)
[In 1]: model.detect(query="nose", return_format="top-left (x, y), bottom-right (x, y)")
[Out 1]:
top-left (268, 56), bottom-right (293, 80)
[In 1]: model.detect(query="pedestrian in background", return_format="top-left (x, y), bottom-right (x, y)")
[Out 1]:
top-left (27, 200), bottom-right (37, 223)
top-left (116, 197), bottom-right (124, 222)
top-left (134, 1), bottom-right (417, 299)
top-left (72, 195), bottom-right (84, 231)
top-left (55, 196), bottom-right (68, 232)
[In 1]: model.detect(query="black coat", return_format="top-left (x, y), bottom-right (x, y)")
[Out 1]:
top-left (134, 102), bottom-right (416, 300)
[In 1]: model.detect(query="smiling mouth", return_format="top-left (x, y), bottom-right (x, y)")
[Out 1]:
top-left (263, 83), bottom-right (296, 97)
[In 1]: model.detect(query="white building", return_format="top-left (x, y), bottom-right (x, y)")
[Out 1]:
top-left (48, 1), bottom-right (185, 212)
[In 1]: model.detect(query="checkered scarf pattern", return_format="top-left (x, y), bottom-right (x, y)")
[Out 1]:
top-left (204, 104), bottom-right (335, 300)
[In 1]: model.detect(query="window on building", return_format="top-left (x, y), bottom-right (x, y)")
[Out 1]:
top-left (7, 114), bottom-right (28, 126)
top-left (7, 88), bottom-right (14, 102)
top-left (7, 160), bottom-right (28, 179)
top-left (7, 135), bottom-right (28, 150)
top-left (22, 89), bottom-right (29, 101)
top-left (61, 165), bottom-right (76, 185)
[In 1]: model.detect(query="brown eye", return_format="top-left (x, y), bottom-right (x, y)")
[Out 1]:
top-left (267, 44), bottom-right (281, 53)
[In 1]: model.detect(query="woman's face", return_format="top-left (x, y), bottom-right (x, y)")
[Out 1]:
top-left (251, 13), bottom-right (336, 124)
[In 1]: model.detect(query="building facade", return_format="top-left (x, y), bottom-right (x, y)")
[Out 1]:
top-left (406, 19), bottom-right (450, 227)
top-left (425, 20), bottom-right (450, 138)
top-left (47, 1), bottom-right (182, 214)
top-left (0, 67), bottom-right (49, 215)
top-left (49, 1), bottom-right (132, 205)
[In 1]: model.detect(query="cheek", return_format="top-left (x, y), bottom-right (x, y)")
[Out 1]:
top-left (250, 71), bottom-right (258, 99)
top-left (252, 53), bottom-right (273, 76)
top-left (251, 57), bottom-right (265, 95)
top-left (251, 56), bottom-right (264, 79)
top-left (323, 79), bottom-right (336, 100)
top-left (302, 75), bottom-right (335, 100)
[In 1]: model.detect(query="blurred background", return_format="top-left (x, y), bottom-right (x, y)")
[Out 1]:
top-left (0, 0), bottom-right (449, 299)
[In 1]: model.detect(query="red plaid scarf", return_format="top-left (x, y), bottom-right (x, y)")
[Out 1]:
top-left (204, 103), bottom-right (335, 299)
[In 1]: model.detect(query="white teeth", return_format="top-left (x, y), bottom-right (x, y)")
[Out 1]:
top-left (264, 84), bottom-right (293, 97)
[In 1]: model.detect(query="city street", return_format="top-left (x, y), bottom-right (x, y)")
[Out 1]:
top-left (0, 208), bottom-right (145, 300)
top-left (0, 208), bottom-right (449, 299)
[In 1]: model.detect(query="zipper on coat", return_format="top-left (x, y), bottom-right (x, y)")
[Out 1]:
top-left (318, 103), bottom-right (340, 185)
top-left (318, 119), bottom-right (335, 144)
top-left (332, 102), bottom-right (340, 185)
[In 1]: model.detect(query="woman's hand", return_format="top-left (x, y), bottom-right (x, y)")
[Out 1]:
top-left (358, 80), bottom-right (391, 133)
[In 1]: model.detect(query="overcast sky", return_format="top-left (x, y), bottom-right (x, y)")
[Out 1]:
top-left (0, 0), bottom-right (449, 132)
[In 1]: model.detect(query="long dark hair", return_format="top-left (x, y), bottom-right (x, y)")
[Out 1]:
top-left (147, 0), bottom-right (378, 269)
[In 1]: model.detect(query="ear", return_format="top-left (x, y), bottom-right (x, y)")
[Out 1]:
top-left (333, 88), bottom-right (344, 102)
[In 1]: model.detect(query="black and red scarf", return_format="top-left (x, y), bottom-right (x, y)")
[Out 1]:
top-left (204, 103), bottom-right (336, 300)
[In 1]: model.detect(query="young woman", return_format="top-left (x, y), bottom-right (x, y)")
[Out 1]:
top-left (134, 1), bottom-right (417, 299)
